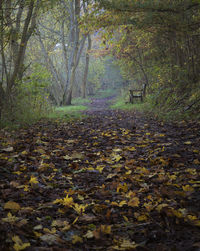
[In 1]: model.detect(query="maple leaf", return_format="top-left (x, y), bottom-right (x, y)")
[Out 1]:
top-left (2, 212), bottom-right (19, 223)
top-left (96, 165), bottom-right (105, 173)
top-left (12, 235), bottom-right (30, 251)
top-left (29, 176), bottom-right (39, 185)
top-left (73, 203), bottom-right (88, 215)
top-left (62, 194), bottom-right (74, 207)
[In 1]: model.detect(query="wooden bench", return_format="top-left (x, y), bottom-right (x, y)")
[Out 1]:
top-left (129, 89), bottom-right (143, 103)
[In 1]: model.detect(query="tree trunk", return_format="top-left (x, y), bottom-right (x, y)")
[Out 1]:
top-left (62, 0), bottom-right (81, 106)
top-left (82, 34), bottom-right (92, 98)
top-left (7, 0), bottom-right (38, 97)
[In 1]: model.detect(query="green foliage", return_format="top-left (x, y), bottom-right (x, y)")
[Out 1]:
top-left (0, 64), bottom-right (52, 129)
top-left (88, 57), bottom-right (105, 92)
top-left (88, 0), bottom-right (200, 120)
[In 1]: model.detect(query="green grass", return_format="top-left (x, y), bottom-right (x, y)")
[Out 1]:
top-left (71, 97), bottom-right (90, 105)
top-left (93, 88), bottom-right (119, 98)
top-left (110, 96), bottom-right (147, 111)
top-left (48, 97), bottom-right (90, 121)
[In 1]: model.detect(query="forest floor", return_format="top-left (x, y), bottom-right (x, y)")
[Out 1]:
top-left (0, 96), bottom-right (200, 251)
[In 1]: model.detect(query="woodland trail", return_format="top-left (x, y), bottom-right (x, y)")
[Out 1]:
top-left (0, 98), bottom-right (200, 250)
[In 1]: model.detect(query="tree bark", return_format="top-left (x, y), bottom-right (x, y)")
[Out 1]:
top-left (82, 34), bottom-right (92, 98)
top-left (62, 0), bottom-right (82, 105)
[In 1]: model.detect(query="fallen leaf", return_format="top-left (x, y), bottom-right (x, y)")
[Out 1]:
top-left (84, 230), bottom-right (94, 239)
top-left (72, 235), bottom-right (83, 244)
top-left (2, 146), bottom-right (14, 152)
top-left (12, 235), bottom-right (30, 251)
top-left (4, 201), bottom-right (21, 211)
top-left (40, 234), bottom-right (58, 244)
top-left (128, 197), bottom-right (140, 207)
top-left (2, 212), bottom-right (19, 223)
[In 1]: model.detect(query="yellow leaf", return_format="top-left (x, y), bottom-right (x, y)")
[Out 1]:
top-left (29, 176), bottom-right (38, 185)
top-left (113, 239), bottom-right (138, 250)
top-left (78, 194), bottom-right (84, 201)
top-left (172, 209), bottom-right (183, 218)
top-left (51, 220), bottom-right (69, 228)
top-left (72, 235), bottom-right (83, 244)
top-left (73, 203), bottom-right (88, 215)
top-left (187, 215), bottom-right (197, 221)
top-left (21, 151), bottom-right (28, 155)
top-left (2, 212), bottom-right (19, 223)
top-left (62, 195), bottom-right (74, 207)
top-left (193, 220), bottom-right (200, 227)
top-left (123, 216), bottom-right (129, 222)
top-left (4, 201), bottom-right (21, 211)
top-left (117, 183), bottom-right (128, 193)
top-left (52, 198), bottom-right (62, 204)
top-left (126, 146), bottom-right (136, 151)
top-left (100, 225), bottom-right (111, 234)
top-left (128, 197), bottom-right (140, 207)
top-left (43, 227), bottom-right (56, 234)
top-left (113, 148), bottom-right (122, 152)
top-left (34, 231), bottom-right (42, 238)
top-left (72, 216), bottom-right (79, 225)
top-left (106, 173), bottom-right (117, 179)
top-left (184, 141), bottom-right (192, 145)
top-left (112, 154), bottom-right (122, 162)
top-left (156, 203), bottom-right (169, 212)
top-left (119, 200), bottom-right (127, 207)
top-left (24, 185), bottom-right (30, 192)
top-left (12, 236), bottom-right (30, 251)
top-left (111, 202), bottom-right (119, 206)
top-left (193, 159), bottom-right (200, 165)
top-left (96, 165), bottom-right (104, 173)
top-left (144, 202), bottom-right (153, 212)
top-left (136, 214), bottom-right (148, 221)
top-left (126, 191), bottom-right (136, 199)
top-left (182, 185), bottom-right (194, 192)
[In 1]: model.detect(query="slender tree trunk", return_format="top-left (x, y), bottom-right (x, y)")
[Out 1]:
top-left (38, 32), bottom-right (64, 105)
top-left (62, 0), bottom-right (81, 105)
top-left (7, 0), bottom-right (35, 97)
top-left (82, 34), bottom-right (92, 98)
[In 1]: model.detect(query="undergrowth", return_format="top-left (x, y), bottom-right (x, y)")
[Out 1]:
top-left (110, 95), bottom-right (200, 122)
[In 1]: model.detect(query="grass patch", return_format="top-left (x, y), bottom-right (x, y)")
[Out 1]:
top-left (48, 97), bottom-right (89, 121)
top-left (93, 89), bottom-right (119, 99)
top-left (72, 97), bottom-right (90, 105)
top-left (111, 95), bottom-right (200, 122)
top-left (110, 96), bottom-right (147, 111)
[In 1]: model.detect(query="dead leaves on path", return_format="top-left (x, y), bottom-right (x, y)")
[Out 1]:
top-left (0, 113), bottom-right (200, 250)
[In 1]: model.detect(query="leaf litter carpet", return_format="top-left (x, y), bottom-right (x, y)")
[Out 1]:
top-left (0, 98), bottom-right (200, 251)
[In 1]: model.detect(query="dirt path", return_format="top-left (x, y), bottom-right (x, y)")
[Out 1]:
top-left (0, 100), bottom-right (200, 250)
top-left (86, 96), bottom-right (116, 113)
